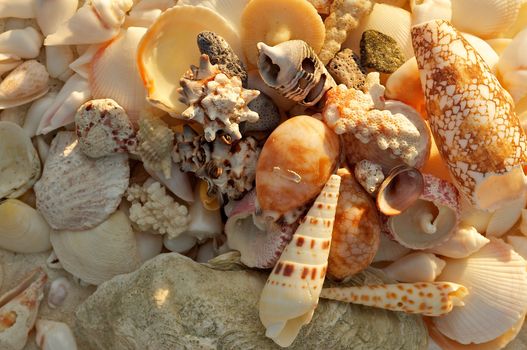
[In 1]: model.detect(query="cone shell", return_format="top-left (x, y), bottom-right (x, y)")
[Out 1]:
top-left (259, 175), bottom-right (341, 347)
top-left (0, 60), bottom-right (49, 110)
top-left (382, 252), bottom-right (446, 282)
top-left (256, 116), bottom-right (340, 218)
top-left (412, 20), bottom-right (527, 211)
top-left (34, 131), bottom-right (129, 230)
top-left (434, 239), bottom-right (527, 344)
top-left (327, 168), bottom-right (380, 280)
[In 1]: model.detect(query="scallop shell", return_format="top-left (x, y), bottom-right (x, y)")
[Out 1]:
top-left (35, 319), bottom-right (78, 350)
top-left (35, 0), bottom-right (78, 36)
top-left (137, 5), bottom-right (242, 115)
top-left (91, 27), bottom-right (152, 124)
top-left (34, 131), bottom-right (129, 231)
top-left (136, 116), bottom-right (174, 179)
top-left (177, 0), bottom-right (249, 35)
top-left (382, 252), bottom-right (446, 282)
top-left (433, 239), bottom-right (527, 344)
top-left (0, 60), bottom-right (49, 110)
top-left (50, 210), bottom-right (142, 285)
top-left (69, 44), bottom-right (101, 79)
top-left (497, 27), bottom-right (527, 105)
top-left (0, 121), bottom-right (41, 198)
top-left (45, 45), bottom-right (75, 81)
top-left (426, 225), bottom-right (490, 259)
top-left (0, 0), bottom-right (36, 18)
top-left (255, 115), bottom-right (340, 220)
top-left (327, 168), bottom-right (381, 280)
top-left (0, 27), bottom-right (42, 59)
top-left (0, 199), bottom-right (52, 254)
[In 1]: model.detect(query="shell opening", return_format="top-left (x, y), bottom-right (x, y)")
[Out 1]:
top-left (420, 211), bottom-right (438, 234)
top-left (259, 53), bottom-right (281, 86)
top-left (377, 166), bottom-right (424, 216)
top-left (304, 74), bottom-right (327, 104)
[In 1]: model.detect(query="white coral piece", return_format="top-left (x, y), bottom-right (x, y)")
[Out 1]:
top-left (126, 180), bottom-right (190, 239)
top-left (178, 55), bottom-right (260, 142)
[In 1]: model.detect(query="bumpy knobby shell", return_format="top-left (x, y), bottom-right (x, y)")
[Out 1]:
top-left (497, 27), bottom-right (527, 105)
top-left (137, 5), bottom-right (242, 115)
top-left (259, 175), bottom-right (341, 347)
top-left (327, 168), bottom-right (380, 280)
top-left (35, 319), bottom-right (78, 350)
top-left (354, 159), bottom-right (385, 195)
top-left (0, 60), bottom-right (49, 110)
top-left (426, 225), bottom-right (489, 259)
top-left (241, 0), bottom-right (326, 66)
top-left (321, 282), bottom-right (468, 317)
top-left (178, 54), bottom-right (260, 142)
top-left (35, 0), bottom-right (78, 36)
top-left (34, 131), bottom-right (129, 230)
top-left (0, 199), bottom-right (52, 253)
top-left (412, 20), bottom-right (527, 211)
top-left (257, 40), bottom-right (336, 106)
top-left (256, 115), bottom-right (340, 219)
top-left (50, 210), bottom-right (142, 285)
top-left (327, 48), bottom-right (366, 90)
top-left (0, 121), bottom-right (41, 198)
top-left (75, 99), bottom-right (136, 158)
top-left (434, 239), bottom-right (527, 344)
top-left (382, 252), bottom-right (446, 282)
top-left (136, 116), bottom-right (174, 179)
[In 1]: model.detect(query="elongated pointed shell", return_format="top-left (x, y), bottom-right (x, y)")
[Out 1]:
top-left (259, 175), bottom-right (341, 348)
top-left (412, 20), bottom-right (527, 211)
top-left (433, 239), bottom-right (527, 344)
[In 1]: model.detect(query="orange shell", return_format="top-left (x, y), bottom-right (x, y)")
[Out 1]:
top-left (327, 168), bottom-right (380, 280)
top-left (256, 115), bottom-right (340, 216)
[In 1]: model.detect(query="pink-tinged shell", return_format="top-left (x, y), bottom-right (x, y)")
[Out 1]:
top-left (259, 175), bottom-right (341, 348)
top-left (377, 165), bottom-right (425, 216)
top-left (320, 281), bottom-right (468, 317)
top-left (225, 190), bottom-right (298, 268)
top-left (327, 168), bottom-right (381, 280)
top-left (387, 174), bottom-right (460, 249)
top-left (412, 19), bottom-right (527, 211)
top-left (256, 115), bottom-right (340, 219)
top-left (34, 131), bottom-right (129, 230)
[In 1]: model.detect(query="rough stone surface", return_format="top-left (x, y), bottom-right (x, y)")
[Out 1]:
top-left (327, 48), bottom-right (366, 90)
top-left (245, 92), bottom-right (281, 133)
top-left (360, 30), bottom-right (406, 74)
top-left (75, 253), bottom-right (427, 350)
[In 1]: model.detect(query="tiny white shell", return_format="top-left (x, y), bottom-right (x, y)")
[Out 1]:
top-left (35, 0), bottom-right (78, 36)
top-left (35, 319), bottom-right (78, 350)
top-left (0, 27), bottom-right (42, 59)
top-left (382, 252), bottom-right (446, 282)
top-left (47, 277), bottom-right (71, 309)
top-left (45, 45), bottom-right (75, 81)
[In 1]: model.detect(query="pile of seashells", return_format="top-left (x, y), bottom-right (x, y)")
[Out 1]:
top-left (0, 0), bottom-right (527, 348)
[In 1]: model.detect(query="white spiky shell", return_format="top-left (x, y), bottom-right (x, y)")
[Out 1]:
top-left (259, 175), bottom-right (341, 348)
top-left (426, 225), bottom-right (489, 259)
top-left (34, 131), bottom-right (129, 231)
top-left (0, 60), bottom-right (49, 110)
top-left (35, 319), bottom-right (78, 350)
top-left (434, 239), bottom-right (527, 344)
top-left (35, 0), bottom-right (78, 36)
top-left (50, 210), bottom-right (142, 285)
top-left (382, 252), bottom-right (446, 282)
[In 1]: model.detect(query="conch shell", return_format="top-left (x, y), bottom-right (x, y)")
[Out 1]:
top-left (259, 174), bottom-right (341, 347)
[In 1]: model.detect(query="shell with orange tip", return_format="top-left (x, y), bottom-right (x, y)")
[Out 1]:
top-left (255, 115), bottom-right (340, 221)
top-left (327, 168), bottom-right (380, 280)
top-left (259, 175), bottom-right (341, 348)
top-left (412, 20), bottom-right (527, 211)
top-left (320, 281), bottom-right (468, 317)
top-left (385, 57), bottom-right (425, 116)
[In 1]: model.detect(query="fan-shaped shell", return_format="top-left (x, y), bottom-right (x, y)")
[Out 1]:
top-left (34, 131), bottom-right (129, 231)
top-left (50, 210), bottom-right (141, 285)
top-left (0, 60), bottom-right (49, 110)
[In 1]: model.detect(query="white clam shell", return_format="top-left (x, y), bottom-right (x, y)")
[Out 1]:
top-left (434, 239), bottom-right (527, 344)
top-left (382, 252), bottom-right (446, 282)
top-left (34, 131), bottom-right (129, 231)
top-left (50, 210), bottom-right (142, 285)
top-left (36, 0), bottom-right (78, 36)
top-left (0, 199), bottom-right (52, 253)
top-left (47, 277), bottom-right (71, 309)
top-left (486, 190), bottom-right (527, 237)
top-left (0, 27), bottom-right (42, 59)
top-left (497, 28), bottom-right (527, 104)
top-left (426, 225), bottom-right (489, 259)
top-left (0, 0), bottom-right (36, 18)
top-left (0, 121), bottom-right (41, 198)
top-left (0, 60), bottom-right (50, 110)
top-left (35, 319), bottom-right (78, 350)
top-left (22, 93), bottom-right (57, 138)
top-left (45, 45), bottom-right (75, 81)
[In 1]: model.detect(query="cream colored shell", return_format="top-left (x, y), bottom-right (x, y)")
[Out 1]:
top-left (0, 60), bottom-right (49, 110)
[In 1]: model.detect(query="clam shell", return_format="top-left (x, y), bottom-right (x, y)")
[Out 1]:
top-left (0, 0), bottom-right (36, 18)
top-left (0, 27), bottom-right (42, 59)
top-left (497, 27), bottom-right (527, 105)
top-left (0, 60), bottom-right (50, 110)
top-left (0, 199), bottom-right (52, 254)
top-left (34, 131), bottom-right (129, 231)
top-left (426, 225), bottom-right (490, 259)
top-left (35, 0), bottom-right (78, 36)
top-left (137, 5), bottom-right (242, 115)
top-left (177, 0), bottom-right (249, 34)
top-left (50, 210), bottom-right (142, 285)
top-left (0, 121), bottom-right (41, 198)
top-left (35, 319), bottom-right (78, 350)
top-left (434, 239), bottom-right (527, 344)
top-left (382, 252), bottom-right (446, 282)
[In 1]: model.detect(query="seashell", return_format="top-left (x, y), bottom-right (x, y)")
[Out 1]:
top-left (35, 131), bottom-right (129, 230)
top-left (36, 74), bottom-right (91, 135)
top-left (259, 174), bottom-right (341, 347)
top-left (520, 209), bottom-right (527, 236)
top-left (372, 231), bottom-right (412, 262)
top-left (196, 235), bottom-right (230, 263)
top-left (503, 0), bottom-right (527, 38)
top-left (327, 168), bottom-right (380, 280)
top-left (35, 319), bottom-right (78, 350)
top-left (486, 190), bottom-right (527, 237)
top-left (245, 92), bottom-right (281, 133)
top-left (421, 134), bottom-right (453, 182)
top-left (45, 45), bottom-right (75, 82)
top-left (376, 165), bottom-right (424, 216)
top-left (382, 252), bottom-right (446, 282)
top-left (125, 0), bottom-right (176, 28)
top-left (44, 0), bottom-right (133, 46)
top-left (255, 115), bottom-right (340, 220)
top-left (354, 159), bottom-right (385, 195)
top-left (412, 20), bottom-right (527, 211)
top-left (241, 0), bottom-right (325, 67)
top-left (433, 239), bottom-right (527, 344)
top-left (35, 136), bottom-right (51, 163)
top-left (247, 69), bottom-right (296, 112)
top-left (136, 116), bottom-right (173, 179)
top-left (0, 27), bottom-right (42, 59)
top-left (163, 233), bottom-right (197, 253)
top-left (343, 3), bottom-right (414, 60)
top-left (91, 27), bottom-right (153, 124)
top-left (69, 44), bottom-right (101, 79)
top-left (47, 277), bottom-right (70, 309)
top-left (0, 105), bottom-right (26, 126)
top-left (75, 99), bottom-right (137, 158)
top-left (257, 40), bottom-right (335, 106)
top-left (306, 0), bottom-right (333, 14)
top-left (0, 55), bottom-right (22, 76)
top-left (135, 231), bottom-right (163, 263)
top-left (36, 0), bottom-right (78, 36)
top-left (137, 5), bottom-right (242, 115)
top-left (0, 199), bottom-right (52, 253)
top-left (50, 210), bottom-right (142, 285)
top-left (385, 57), bottom-right (425, 115)
top-left (410, 0), bottom-right (452, 26)
top-left (486, 38), bottom-right (512, 56)
top-left (461, 33), bottom-right (499, 72)
top-left (0, 60), bottom-right (49, 110)
top-left (497, 28), bottom-right (527, 105)
top-left (177, 54), bottom-right (260, 141)
top-left (321, 282), bottom-right (468, 317)
top-left (145, 162), bottom-right (194, 203)
top-left (451, 0), bottom-right (522, 39)
top-left (0, 121), bottom-right (41, 198)
top-left (177, 0), bottom-right (249, 35)
top-left (0, 0), bottom-right (36, 18)
top-left (179, 183), bottom-right (223, 241)
top-left (459, 197), bottom-right (493, 234)
top-left (426, 225), bottom-right (490, 259)
top-left (506, 235), bottom-right (527, 261)
top-left (387, 173), bottom-right (461, 249)
top-left (198, 179), bottom-right (219, 210)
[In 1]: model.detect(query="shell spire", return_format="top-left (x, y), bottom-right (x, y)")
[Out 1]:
top-left (412, 20), bottom-right (527, 211)
top-left (259, 174), bottom-right (341, 347)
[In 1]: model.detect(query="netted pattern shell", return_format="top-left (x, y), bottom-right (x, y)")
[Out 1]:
top-left (136, 117), bottom-right (174, 179)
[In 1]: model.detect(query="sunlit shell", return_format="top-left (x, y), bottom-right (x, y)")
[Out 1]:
top-left (462, 33), bottom-right (499, 72)
top-left (0, 60), bottom-right (49, 110)
top-left (372, 231), bottom-right (412, 263)
top-left (426, 225), bottom-right (489, 259)
top-left (486, 190), bottom-right (527, 237)
top-left (35, 0), bottom-right (77, 36)
top-left (497, 28), bottom-right (527, 105)
top-left (0, 27), bottom-right (42, 59)
top-left (410, 0), bottom-right (452, 26)
top-left (45, 45), bottom-right (74, 82)
top-left (177, 0), bottom-right (250, 34)
top-left (507, 235), bottom-right (527, 260)
top-left (0, 0), bottom-right (36, 18)
top-left (382, 252), bottom-right (446, 282)
top-left (385, 57), bottom-right (425, 116)
top-left (377, 165), bottom-right (424, 216)
top-left (125, 0), bottom-right (176, 28)
top-left (35, 319), bottom-right (78, 350)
